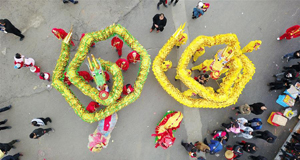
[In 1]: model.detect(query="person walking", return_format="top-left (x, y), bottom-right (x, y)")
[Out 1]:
top-left (181, 141), bottom-right (198, 158)
top-left (2, 153), bottom-right (23, 160)
top-left (0, 140), bottom-right (20, 157)
top-left (157, 0), bottom-right (168, 10)
top-left (111, 37), bottom-right (124, 58)
top-left (253, 130), bottom-right (277, 143)
top-left (277, 25), bottom-right (300, 41)
top-left (232, 104), bottom-right (251, 115)
top-left (282, 50), bottom-right (300, 62)
top-left (116, 58), bottom-right (129, 71)
top-left (0, 19), bottom-right (25, 41)
top-left (63, 0), bottom-right (78, 4)
top-left (168, 0), bottom-right (179, 6)
top-left (14, 53), bottom-right (35, 69)
top-left (29, 128), bottom-right (53, 139)
top-left (39, 72), bottom-right (51, 81)
top-left (249, 102), bottom-right (267, 115)
top-left (236, 141), bottom-right (258, 154)
top-left (192, 2), bottom-right (209, 19)
top-left (268, 79), bottom-right (291, 91)
top-left (150, 13), bottom-right (167, 33)
top-left (0, 105), bottom-right (11, 113)
top-left (283, 62), bottom-right (300, 72)
top-left (273, 68), bottom-right (298, 81)
top-left (31, 117), bottom-right (52, 127)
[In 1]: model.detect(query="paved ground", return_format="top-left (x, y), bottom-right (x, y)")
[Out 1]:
top-left (1, 0), bottom-right (300, 160)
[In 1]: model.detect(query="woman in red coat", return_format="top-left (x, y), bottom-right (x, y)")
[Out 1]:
top-left (116, 58), bottom-right (129, 71)
top-left (51, 28), bottom-right (75, 46)
top-left (111, 37), bottom-right (123, 57)
top-left (277, 25), bottom-right (300, 40)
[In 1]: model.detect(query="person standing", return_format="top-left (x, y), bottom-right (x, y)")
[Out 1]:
top-left (283, 62), bottom-right (300, 72)
top-left (181, 141), bottom-right (198, 158)
top-left (63, 0), bottom-right (78, 4)
top-left (31, 117), bottom-right (52, 127)
top-left (192, 2), bottom-right (210, 19)
top-left (244, 118), bottom-right (262, 130)
top-left (2, 153), bottom-right (23, 160)
top-left (0, 105), bottom-right (11, 113)
top-left (277, 25), bottom-right (300, 41)
top-left (0, 19), bottom-right (25, 41)
top-left (29, 128), bottom-right (53, 139)
top-left (249, 102), bottom-right (267, 115)
top-left (268, 79), bottom-right (291, 91)
top-left (168, 0), bottom-right (179, 6)
top-left (273, 68), bottom-right (298, 81)
top-left (123, 84), bottom-right (134, 95)
top-left (39, 72), bottom-right (51, 81)
top-left (253, 130), bottom-right (277, 143)
top-left (127, 51), bottom-right (140, 64)
top-left (203, 138), bottom-right (223, 155)
top-left (235, 127), bottom-right (253, 139)
top-left (236, 141), bottom-right (258, 154)
top-left (282, 50), bottom-right (300, 62)
top-left (111, 37), bottom-right (124, 58)
top-left (116, 59), bottom-right (129, 71)
top-left (157, 0), bottom-right (168, 10)
top-left (0, 140), bottom-right (20, 157)
top-left (150, 13), bottom-right (167, 33)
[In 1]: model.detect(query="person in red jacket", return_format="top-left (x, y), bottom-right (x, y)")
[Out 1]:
top-left (277, 25), bottom-right (300, 40)
top-left (104, 71), bottom-right (110, 83)
top-left (63, 71), bottom-right (93, 86)
top-left (51, 28), bottom-right (75, 46)
top-left (39, 72), bottom-right (51, 81)
top-left (80, 33), bottom-right (95, 47)
top-left (127, 51), bottom-right (140, 64)
top-left (123, 84), bottom-right (134, 95)
top-left (111, 37), bottom-right (123, 57)
top-left (86, 101), bottom-right (100, 113)
top-left (116, 58), bottom-right (129, 71)
top-left (30, 66), bottom-right (40, 74)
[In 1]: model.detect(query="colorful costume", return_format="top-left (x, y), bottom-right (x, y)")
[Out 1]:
top-left (64, 71), bottom-right (93, 86)
top-left (278, 25), bottom-right (300, 40)
top-left (88, 113), bottom-right (118, 152)
top-left (30, 66), bottom-right (40, 73)
top-left (52, 28), bottom-right (75, 46)
top-left (39, 72), bottom-right (51, 81)
top-left (123, 84), bottom-right (134, 95)
top-left (193, 47), bottom-right (205, 62)
top-left (116, 58), bottom-right (129, 71)
top-left (242, 40), bottom-right (261, 53)
top-left (111, 36), bottom-right (123, 57)
top-left (86, 101), bottom-right (100, 113)
top-left (175, 33), bottom-right (188, 47)
top-left (14, 54), bottom-right (24, 69)
top-left (162, 60), bottom-right (172, 72)
top-left (127, 51), bottom-right (140, 64)
top-left (80, 33), bottom-right (95, 47)
top-left (151, 111), bottom-right (183, 149)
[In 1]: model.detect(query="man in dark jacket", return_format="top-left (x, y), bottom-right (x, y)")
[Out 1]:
top-left (0, 140), bottom-right (19, 155)
top-left (150, 13), bottom-right (167, 33)
top-left (236, 141), bottom-right (258, 154)
top-left (249, 102), bottom-right (267, 115)
top-left (29, 128), bottom-right (53, 139)
top-left (253, 130), bottom-right (277, 143)
top-left (181, 141), bottom-right (198, 158)
top-left (284, 62), bottom-right (300, 72)
top-left (274, 68), bottom-right (298, 81)
top-left (0, 19), bottom-right (24, 41)
top-left (282, 50), bottom-right (300, 62)
top-left (268, 79), bottom-right (291, 91)
top-left (2, 153), bottom-right (23, 160)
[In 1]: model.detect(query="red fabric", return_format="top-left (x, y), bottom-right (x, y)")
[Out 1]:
top-left (279, 25), bottom-right (300, 40)
top-left (116, 59), bottom-right (129, 71)
top-left (64, 72), bottom-right (72, 85)
top-left (123, 84), bottom-right (134, 95)
top-left (86, 101), bottom-right (100, 113)
top-left (32, 66), bottom-right (40, 73)
top-left (104, 71), bottom-right (110, 81)
top-left (39, 72), bottom-right (51, 80)
top-left (51, 28), bottom-right (75, 46)
top-left (127, 51), bottom-right (140, 64)
top-left (103, 115), bottom-right (112, 131)
top-left (78, 71), bottom-right (93, 82)
top-left (111, 37), bottom-right (123, 56)
top-left (14, 61), bottom-right (24, 68)
top-left (80, 33), bottom-right (95, 47)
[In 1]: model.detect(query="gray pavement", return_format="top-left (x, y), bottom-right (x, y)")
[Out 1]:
top-left (1, 0), bottom-right (300, 160)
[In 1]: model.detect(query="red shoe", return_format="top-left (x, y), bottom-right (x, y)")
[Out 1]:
top-left (150, 29), bottom-right (153, 33)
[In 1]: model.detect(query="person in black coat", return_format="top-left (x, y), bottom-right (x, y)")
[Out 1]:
top-left (284, 62), bottom-right (300, 72)
top-left (2, 153), bottom-right (23, 160)
top-left (274, 68), bottom-right (298, 81)
top-left (292, 132), bottom-right (300, 141)
top-left (268, 79), bottom-right (291, 91)
top-left (253, 130), bottom-right (277, 143)
top-left (285, 142), bottom-right (300, 151)
top-left (150, 13), bottom-right (167, 33)
top-left (249, 102), bottom-right (267, 115)
top-left (0, 140), bottom-right (19, 155)
top-left (29, 128), bottom-right (53, 139)
top-left (0, 19), bottom-right (24, 41)
top-left (157, 0), bottom-right (168, 10)
top-left (181, 141), bottom-right (198, 158)
top-left (248, 155), bottom-right (268, 160)
top-left (236, 141), bottom-right (258, 154)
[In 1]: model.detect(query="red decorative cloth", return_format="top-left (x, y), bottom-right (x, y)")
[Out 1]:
top-left (279, 25), bottom-right (300, 40)
top-left (86, 101), bottom-right (100, 113)
top-left (116, 58), bottom-right (129, 71)
top-left (104, 71), bottom-right (110, 82)
top-left (111, 37), bottom-right (123, 57)
top-left (127, 51), bottom-right (140, 64)
top-left (51, 28), bottom-right (75, 46)
top-left (78, 71), bottom-right (93, 82)
top-left (80, 33), bottom-right (95, 47)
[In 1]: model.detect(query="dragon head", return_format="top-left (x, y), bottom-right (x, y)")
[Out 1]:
top-left (210, 46), bottom-right (234, 79)
top-left (87, 54), bottom-right (106, 89)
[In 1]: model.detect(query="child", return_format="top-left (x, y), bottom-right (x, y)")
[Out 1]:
top-left (39, 72), bottom-right (51, 81)
top-left (111, 37), bottom-right (123, 57)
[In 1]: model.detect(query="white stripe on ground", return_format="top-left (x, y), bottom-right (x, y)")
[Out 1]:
top-left (170, 0), bottom-right (206, 159)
